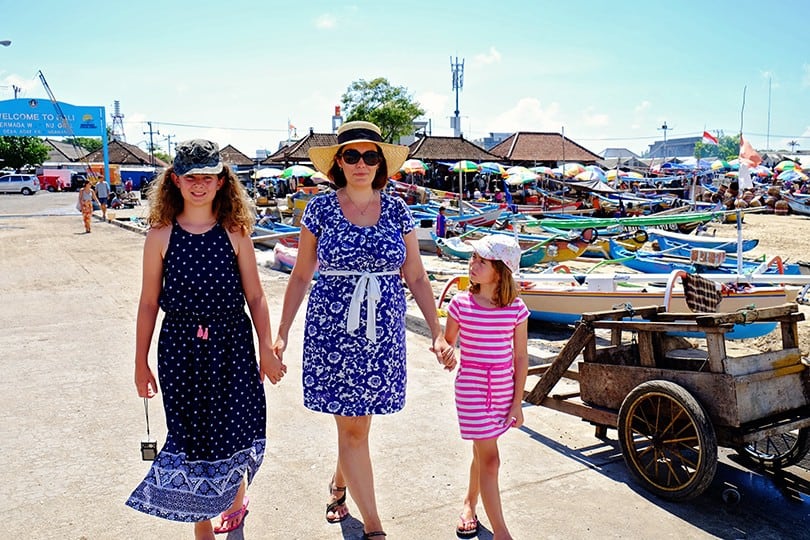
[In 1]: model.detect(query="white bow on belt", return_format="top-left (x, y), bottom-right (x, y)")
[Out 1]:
top-left (320, 270), bottom-right (399, 342)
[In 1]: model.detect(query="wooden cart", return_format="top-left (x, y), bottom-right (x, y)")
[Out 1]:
top-left (524, 303), bottom-right (810, 500)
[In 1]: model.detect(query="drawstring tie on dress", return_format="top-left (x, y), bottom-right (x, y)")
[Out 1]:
top-left (197, 325), bottom-right (209, 340)
top-left (319, 270), bottom-right (399, 342)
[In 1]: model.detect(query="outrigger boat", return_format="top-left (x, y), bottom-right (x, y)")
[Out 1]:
top-left (648, 228), bottom-right (758, 254)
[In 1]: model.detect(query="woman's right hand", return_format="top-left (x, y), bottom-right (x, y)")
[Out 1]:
top-left (135, 362), bottom-right (158, 398)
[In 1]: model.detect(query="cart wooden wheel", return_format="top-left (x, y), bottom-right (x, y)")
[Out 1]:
top-left (618, 380), bottom-right (717, 501)
top-left (736, 428), bottom-right (810, 469)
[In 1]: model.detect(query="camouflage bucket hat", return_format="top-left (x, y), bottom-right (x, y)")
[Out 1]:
top-left (173, 139), bottom-right (223, 176)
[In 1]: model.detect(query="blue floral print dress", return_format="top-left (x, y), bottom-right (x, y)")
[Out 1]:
top-left (301, 191), bottom-right (414, 416)
top-left (126, 222), bottom-right (266, 522)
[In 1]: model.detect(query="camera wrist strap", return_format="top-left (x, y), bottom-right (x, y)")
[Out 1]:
top-left (143, 398), bottom-right (151, 439)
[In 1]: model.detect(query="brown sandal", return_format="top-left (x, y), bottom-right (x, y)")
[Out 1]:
top-left (325, 480), bottom-right (348, 523)
top-left (363, 532), bottom-right (386, 539)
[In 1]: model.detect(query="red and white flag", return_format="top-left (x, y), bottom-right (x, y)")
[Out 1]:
top-left (702, 131), bottom-right (718, 145)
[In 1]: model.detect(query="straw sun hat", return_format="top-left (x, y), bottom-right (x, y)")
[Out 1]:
top-left (308, 121), bottom-right (409, 179)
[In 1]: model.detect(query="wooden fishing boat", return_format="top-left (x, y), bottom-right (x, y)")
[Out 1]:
top-left (251, 222), bottom-right (300, 249)
top-left (434, 228), bottom-right (595, 268)
top-left (517, 272), bottom-right (795, 339)
top-left (606, 239), bottom-right (804, 276)
top-left (648, 228), bottom-right (758, 253)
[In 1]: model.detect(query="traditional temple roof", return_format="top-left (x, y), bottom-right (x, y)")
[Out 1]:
top-left (84, 140), bottom-right (170, 167)
top-left (489, 132), bottom-right (602, 164)
top-left (219, 144), bottom-right (254, 167)
top-left (42, 138), bottom-right (89, 162)
top-left (262, 131), bottom-right (337, 165)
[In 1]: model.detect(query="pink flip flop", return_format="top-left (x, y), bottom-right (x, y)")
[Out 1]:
top-left (213, 496), bottom-right (249, 534)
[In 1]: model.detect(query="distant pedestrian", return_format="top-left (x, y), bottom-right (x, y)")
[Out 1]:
top-left (435, 205), bottom-right (448, 256)
top-left (77, 180), bottom-right (100, 233)
top-left (126, 139), bottom-right (286, 538)
top-left (442, 235), bottom-right (529, 540)
top-left (94, 178), bottom-right (110, 221)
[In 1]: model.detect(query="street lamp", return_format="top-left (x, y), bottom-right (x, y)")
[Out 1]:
top-left (658, 122), bottom-right (671, 161)
top-left (0, 40), bottom-right (11, 47)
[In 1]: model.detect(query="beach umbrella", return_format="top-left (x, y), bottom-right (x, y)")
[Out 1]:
top-left (479, 162), bottom-right (507, 176)
top-left (727, 158), bottom-right (740, 170)
top-left (710, 159), bottom-right (731, 171)
top-left (776, 160), bottom-right (802, 173)
top-left (281, 164), bottom-right (315, 178)
top-left (506, 166), bottom-right (533, 177)
top-left (574, 169), bottom-right (606, 182)
top-left (311, 172), bottom-right (331, 184)
top-left (253, 167), bottom-right (284, 179)
top-left (505, 171), bottom-right (539, 186)
top-left (529, 165), bottom-right (555, 176)
top-left (401, 158), bottom-right (428, 175)
top-left (724, 171), bottom-right (739, 178)
top-left (625, 171), bottom-right (644, 179)
top-left (561, 163), bottom-right (586, 177)
top-left (750, 165), bottom-right (772, 177)
top-left (451, 160), bottom-right (480, 173)
top-left (777, 170), bottom-right (808, 182)
top-left (606, 169), bottom-right (628, 181)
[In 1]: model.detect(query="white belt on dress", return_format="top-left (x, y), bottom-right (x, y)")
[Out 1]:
top-left (318, 269), bottom-right (400, 342)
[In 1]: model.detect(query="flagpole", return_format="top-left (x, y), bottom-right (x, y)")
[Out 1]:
top-left (736, 87), bottom-right (747, 275)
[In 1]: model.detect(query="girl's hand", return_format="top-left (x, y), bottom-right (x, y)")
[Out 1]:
top-left (430, 335), bottom-right (456, 371)
top-left (135, 363), bottom-right (158, 398)
top-left (259, 346), bottom-right (286, 385)
top-left (507, 406), bottom-right (524, 429)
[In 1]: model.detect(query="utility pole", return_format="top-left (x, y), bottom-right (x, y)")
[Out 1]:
top-left (12, 85), bottom-right (20, 99)
top-left (144, 122), bottom-right (160, 166)
top-left (788, 140), bottom-right (800, 154)
top-left (165, 134), bottom-right (175, 160)
top-left (658, 122), bottom-right (671, 161)
top-left (450, 56), bottom-right (464, 138)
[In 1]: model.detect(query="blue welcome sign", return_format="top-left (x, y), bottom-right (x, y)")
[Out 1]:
top-left (0, 98), bottom-right (109, 180)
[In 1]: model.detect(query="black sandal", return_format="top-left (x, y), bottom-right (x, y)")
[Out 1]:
top-left (325, 480), bottom-right (348, 523)
top-left (362, 532), bottom-right (386, 539)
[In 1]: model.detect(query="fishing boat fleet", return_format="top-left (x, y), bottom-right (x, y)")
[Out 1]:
top-left (251, 161), bottom-right (810, 340)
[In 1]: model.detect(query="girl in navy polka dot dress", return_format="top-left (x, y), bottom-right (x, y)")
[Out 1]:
top-left (126, 140), bottom-right (286, 539)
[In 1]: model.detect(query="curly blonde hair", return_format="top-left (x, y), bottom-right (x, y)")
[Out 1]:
top-left (469, 259), bottom-right (519, 308)
top-left (146, 164), bottom-right (255, 233)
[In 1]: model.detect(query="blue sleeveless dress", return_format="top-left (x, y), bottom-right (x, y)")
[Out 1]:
top-left (301, 192), bottom-right (414, 416)
top-left (126, 222), bottom-right (266, 522)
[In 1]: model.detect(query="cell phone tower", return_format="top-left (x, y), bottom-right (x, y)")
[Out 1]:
top-left (111, 100), bottom-right (126, 142)
top-left (450, 56), bottom-right (464, 137)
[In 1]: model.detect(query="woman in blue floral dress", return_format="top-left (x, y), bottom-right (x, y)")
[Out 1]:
top-left (273, 121), bottom-right (455, 540)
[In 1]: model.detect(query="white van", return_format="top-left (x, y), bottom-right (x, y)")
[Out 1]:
top-left (0, 174), bottom-right (41, 195)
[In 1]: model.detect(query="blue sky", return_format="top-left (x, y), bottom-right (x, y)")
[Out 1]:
top-left (1, 0), bottom-right (808, 159)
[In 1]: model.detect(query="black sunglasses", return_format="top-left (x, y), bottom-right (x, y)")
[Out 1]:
top-left (339, 149), bottom-right (382, 166)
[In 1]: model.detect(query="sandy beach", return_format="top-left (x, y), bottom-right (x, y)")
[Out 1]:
top-left (2, 191), bottom-right (810, 539)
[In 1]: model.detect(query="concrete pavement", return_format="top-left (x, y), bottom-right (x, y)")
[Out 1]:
top-left (1, 192), bottom-right (809, 539)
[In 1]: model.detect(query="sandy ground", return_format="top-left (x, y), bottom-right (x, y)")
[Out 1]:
top-left (3, 192), bottom-right (810, 539)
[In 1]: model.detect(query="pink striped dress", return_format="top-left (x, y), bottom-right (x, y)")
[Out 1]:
top-left (448, 292), bottom-right (529, 440)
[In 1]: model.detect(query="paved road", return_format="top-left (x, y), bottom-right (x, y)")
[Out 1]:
top-left (1, 191), bottom-right (809, 539)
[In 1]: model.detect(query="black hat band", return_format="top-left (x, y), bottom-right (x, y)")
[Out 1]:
top-left (337, 128), bottom-right (383, 144)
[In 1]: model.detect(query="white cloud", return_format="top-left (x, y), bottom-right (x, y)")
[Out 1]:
top-left (634, 101), bottom-right (651, 114)
top-left (471, 47), bottom-right (501, 67)
top-left (315, 14), bottom-right (336, 29)
top-left (490, 97), bottom-right (561, 132)
top-left (582, 106), bottom-right (609, 127)
top-left (415, 91), bottom-right (449, 121)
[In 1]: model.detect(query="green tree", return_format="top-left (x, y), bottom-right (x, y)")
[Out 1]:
top-left (694, 133), bottom-right (740, 160)
top-left (63, 137), bottom-right (103, 153)
top-left (153, 150), bottom-right (170, 164)
top-left (0, 136), bottom-right (50, 170)
top-left (341, 78), bottom-right (425, 143)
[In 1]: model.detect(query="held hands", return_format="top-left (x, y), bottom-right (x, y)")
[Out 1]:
top-left (135, 363), bottom-right (158, 398)
top-left (259, 344), bottom-right (287, 385)
top-left (430, 335), bottom-right (456, 371)
top-left (506, 405), bottom-right (524, 429)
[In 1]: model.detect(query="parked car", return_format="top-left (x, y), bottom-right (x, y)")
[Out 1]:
top-left (0, 174), bottom-right (40, 195)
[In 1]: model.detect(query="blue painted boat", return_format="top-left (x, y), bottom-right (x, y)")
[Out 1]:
top-left (648, 228), bottom-right (759, 253)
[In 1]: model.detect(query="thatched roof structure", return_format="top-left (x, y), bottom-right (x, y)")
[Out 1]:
top-left (262, 131), bottom-right (337, 165)
top-left (408, 136), bottom-right (499, 162)
top-left (42, 138), bottom-right (89, 162)
top-left (84, 140), bottom-right (170, 167)
top-left (220, 144), bottom-right (254, 167)
top-left (489, 132), bottom-right (602, 165)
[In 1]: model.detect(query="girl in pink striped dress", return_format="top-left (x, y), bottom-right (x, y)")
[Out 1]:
top-left (443, 235), bottom-right (529, 540)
